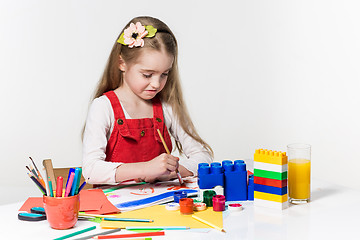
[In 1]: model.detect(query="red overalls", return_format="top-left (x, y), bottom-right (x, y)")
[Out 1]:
top-left (104, 91), bottom-right (172, 163)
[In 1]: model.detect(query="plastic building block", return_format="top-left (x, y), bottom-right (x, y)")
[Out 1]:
top-left (198, 162), bottom-right (224, 190)
top-left (247, 174), bottom-right (254, 201)
top-left (254, 149), bottom-right (287, 165)
top-left (254, 198), bottom-right (288, 210)
top-left (223, 160), bottom-right (247, 201)
top-left (253, 149), bottom-right (288, 209)
top-left (198, 160), bottom-right (254, 201)
top-left (254, 184), bottom-right (287, 195)
top-left (254, 169), bottom-right (287, 180)
top-left (254, 176), bottom-right (287, 188)
top-left (254, 191), bottom-right (288, 203)
top-left (254, 161), bottom-right (287, 173)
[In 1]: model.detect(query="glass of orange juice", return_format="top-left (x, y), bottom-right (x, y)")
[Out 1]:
top-left (287, 143), bottom-right (311, 204)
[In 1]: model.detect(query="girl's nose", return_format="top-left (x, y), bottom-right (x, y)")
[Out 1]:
top-left (150, 77), bottom-right (161, 89)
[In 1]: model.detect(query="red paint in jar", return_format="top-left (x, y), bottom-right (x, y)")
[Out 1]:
top-left (212, 195), bottom-right (226, 212)
top-left (179, 198), bottom-right (194, 215)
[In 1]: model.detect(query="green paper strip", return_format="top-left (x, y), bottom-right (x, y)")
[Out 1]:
top-left (102, 182), bottom-right (147, 194)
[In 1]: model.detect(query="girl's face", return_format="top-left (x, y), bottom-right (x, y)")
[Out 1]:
top-left (120, 49), bottom-right (174, 101)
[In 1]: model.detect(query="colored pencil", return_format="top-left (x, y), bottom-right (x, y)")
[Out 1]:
top-left (93, 231), bottom-right (165, 239)
top-left (53, 225), bottom-right (96, 240)
top-left (25, 166), bottom-right (33, 175)
top-left (78, 178), bottom-right (88, 193)
top-left (75, 167), bottom-right (82, 195)
top-left (103, 218), bottom-right (154, 223)
top-left (70, 168), bottom-right (80, 196)
top-left (126, 226), bottom-right (189, 230)
top-left (29, 157), bottom-right (46, 187)
top-left (156, 129), bottom-right (184, 185)
top-left (65, 168), bottom-right (75, 189)
top-left (29, 165), bottom-right (39, 179)
top-left (192, 215), bottom-right (226, 232)
top-left (65, 172), bottom-right (75, 197)
top-left (27, 173), bottom-right (47, 195)
top-left (26, 165), bottom-right (46, 189)
top-left (56, 176), bottom-right (63, 197)
top-left (72, 228), bottom-right (121, 240)
top-left (100, 238), bottom-right (151, 240)
top-left (78, 213), bottom-right (126, 219)
top-left (48, 178), bottom-right (54, 197)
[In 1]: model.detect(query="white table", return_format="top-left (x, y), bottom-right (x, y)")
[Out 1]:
top-left (1, 178), bottom-right (359, 240)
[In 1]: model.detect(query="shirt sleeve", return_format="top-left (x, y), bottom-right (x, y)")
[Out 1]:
top-left (82, 96), bottom-right (122, 184)
top-left (162, 103), bottom-right (213, 176)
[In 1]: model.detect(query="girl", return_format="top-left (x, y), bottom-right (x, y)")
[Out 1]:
top-left (82, 16), bottom-right (213, 184)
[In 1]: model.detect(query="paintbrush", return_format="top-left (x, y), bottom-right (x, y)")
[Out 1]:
top-left (156, 129), bottom-right (184, 185)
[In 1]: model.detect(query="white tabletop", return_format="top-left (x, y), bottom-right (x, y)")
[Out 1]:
top-left (1, 178), bottom-right (359, 240)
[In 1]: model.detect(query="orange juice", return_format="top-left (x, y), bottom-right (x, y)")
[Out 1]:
top-left (288, 158), bottom-right (311, 201)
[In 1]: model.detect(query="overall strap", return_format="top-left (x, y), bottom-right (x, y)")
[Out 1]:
top-left (152, 97), bottom-right (167, 144)
top-left (103, 91), bottom-right (133, 139)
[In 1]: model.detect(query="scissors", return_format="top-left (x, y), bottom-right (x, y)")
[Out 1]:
top-left (18, 207), bottom-right (46, 221)
top-left (18, 207), bottom-right (95, 222)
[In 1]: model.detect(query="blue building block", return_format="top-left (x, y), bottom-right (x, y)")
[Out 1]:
top-left (198, 160), bottom-right (254, 201)
top-left (223, 160), bottom-right (247, 201)
top-left (197, 162), bottom-right (224, 189)
top-left (254, 183), bottom-right (287, 195)
top-left (248, 174), bottom-right (254, 201)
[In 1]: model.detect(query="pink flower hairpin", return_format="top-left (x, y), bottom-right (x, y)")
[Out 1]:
top-left (117, 22), bottom-right (157, 48)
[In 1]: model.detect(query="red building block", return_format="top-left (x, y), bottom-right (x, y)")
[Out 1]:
top-left (254, 176), bottom-right (287, 188)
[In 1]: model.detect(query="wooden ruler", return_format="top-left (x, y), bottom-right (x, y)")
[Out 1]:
top-left (43, 159), bottom-right (56, 191)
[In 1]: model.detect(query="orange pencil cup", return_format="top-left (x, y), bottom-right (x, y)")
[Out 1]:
top-left (43, 194), bottom-right (80, 229)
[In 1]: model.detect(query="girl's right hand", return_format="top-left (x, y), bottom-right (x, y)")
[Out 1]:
top-left (142, 153), bottom-right (179, 182)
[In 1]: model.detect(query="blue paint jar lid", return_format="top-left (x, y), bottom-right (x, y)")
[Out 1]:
top-left (173, 190), bottom-right (187, 203)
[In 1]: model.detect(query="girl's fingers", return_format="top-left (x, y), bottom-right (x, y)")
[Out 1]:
top-left (166, 155), bottom-right (179, 166)
top-left (166, 161), bottom-right (179, 172)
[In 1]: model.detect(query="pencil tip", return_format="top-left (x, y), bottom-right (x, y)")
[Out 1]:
top-left (222, 229), bottom-right (226, 233)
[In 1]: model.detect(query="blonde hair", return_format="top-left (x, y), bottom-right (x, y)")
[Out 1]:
top-left (89, 16), bottom-right (213, 156)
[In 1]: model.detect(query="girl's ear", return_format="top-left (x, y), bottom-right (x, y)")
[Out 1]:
top-left (118, 55), bottom-right (126, 71)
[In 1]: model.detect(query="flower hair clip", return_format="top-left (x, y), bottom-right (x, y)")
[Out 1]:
top-left (117, 22), bottom-right (157, 48)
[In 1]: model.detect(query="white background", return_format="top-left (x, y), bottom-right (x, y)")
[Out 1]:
top-left (1, 0), bottom-right (359, 205)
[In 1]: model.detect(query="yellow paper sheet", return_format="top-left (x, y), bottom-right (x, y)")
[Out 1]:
top-left (100, 205), bottom-right (223, 229)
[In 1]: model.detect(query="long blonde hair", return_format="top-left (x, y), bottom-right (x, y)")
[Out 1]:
top-left (89, 16), bottom-right (213, 156)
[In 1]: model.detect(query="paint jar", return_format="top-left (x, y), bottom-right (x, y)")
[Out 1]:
top-left (173, 190), bottom-right (187, 203)
top-left (179, 198), bottom-right (194, 215)
top-left (193, 202), bottom-right (207, 211)
top-left (288, 143), bottom-right (311, 204)
top-left (203, 190), bottom-right (216, 207)
top-left (43, 194), bottom-right (79, 229)
top-left (212, 195), bottom-right (226, 211)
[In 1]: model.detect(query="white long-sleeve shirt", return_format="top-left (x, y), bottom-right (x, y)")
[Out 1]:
top-left (82, 95), bottom-right (213, 184)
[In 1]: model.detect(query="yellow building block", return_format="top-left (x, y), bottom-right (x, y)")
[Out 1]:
top-left (254, 149), bottom-right (287, 165)
top-left (254, 191), bottom-right (288, 203)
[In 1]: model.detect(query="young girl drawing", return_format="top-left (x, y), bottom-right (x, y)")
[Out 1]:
top-left (82, 16), bottom-right (213, 184)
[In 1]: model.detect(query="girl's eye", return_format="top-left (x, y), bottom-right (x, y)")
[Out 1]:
top-left (143, 74), bottom-right (152, 78)
top-left (161, 73), bottom-right (169, 78)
